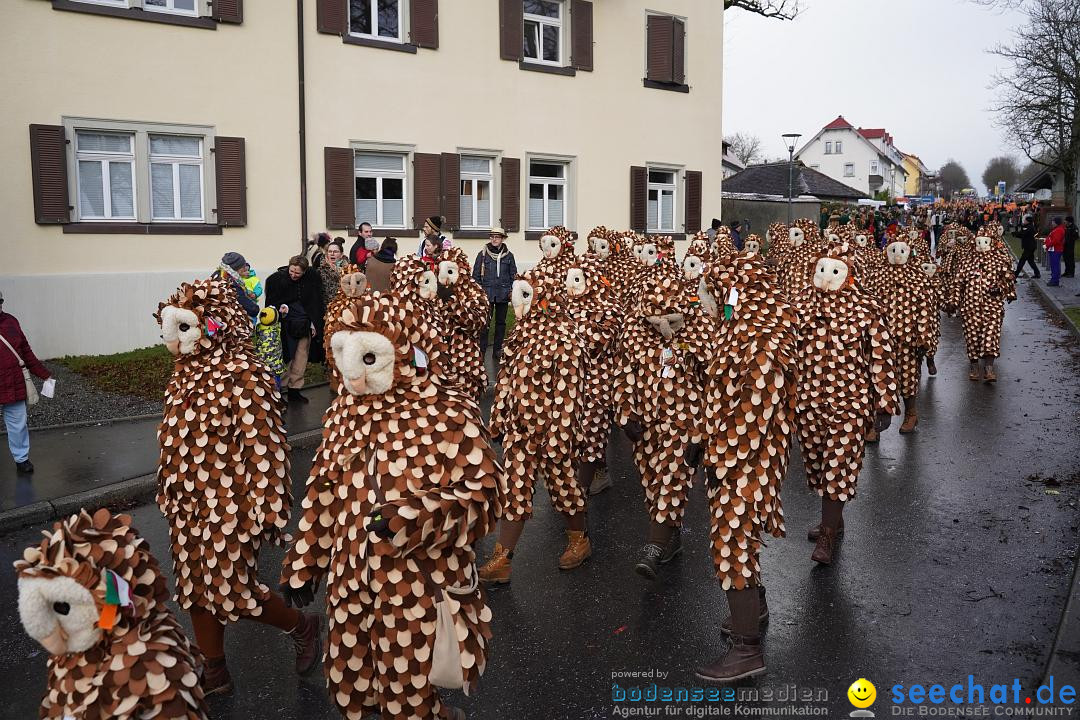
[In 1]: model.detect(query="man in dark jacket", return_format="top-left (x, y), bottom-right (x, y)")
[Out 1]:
top-left (472, 227), bottom-right (517, 363)
top-left (265, 255), bottom-right (324, 403)
top-left (349, 222), bottom-right (380, 268)
top-left (1012, 217), bottom-right (1040, 279)
top-left (730, 220), bottom-right (743, 251)
top-left (1063, 216), bottom-right (1077, 278)
top-left (0, 291), bottom-right (52, 473)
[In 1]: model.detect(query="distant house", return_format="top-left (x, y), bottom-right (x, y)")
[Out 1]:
top-left (901, 152), bottom-right (931, 197)
top-left (795, 115), bottom-right (908, 198)
top-left (721, 161), bottom-right (868, 234)
top-left (722, 141), bottom-right (745, 179)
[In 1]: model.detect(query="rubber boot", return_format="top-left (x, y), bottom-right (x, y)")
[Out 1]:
top-left (559, 530), bottom-right (592, 570)
top-left (694, 635), bottom-right (765, 683)
top-left (478, 543), bottom-right (512, 584)
top-left (899, 396), bottom-right (918, 434)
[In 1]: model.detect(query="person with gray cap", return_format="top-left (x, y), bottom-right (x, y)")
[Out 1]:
top-left (0, 290), bottom-right (52, 474)
top-left (214, 251), bottom-right (260, 321)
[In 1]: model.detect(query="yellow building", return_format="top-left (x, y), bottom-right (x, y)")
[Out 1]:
top-left (902, 152), bottom-right (930, 197)
top-left (1, 0), bottom-right (724, 357)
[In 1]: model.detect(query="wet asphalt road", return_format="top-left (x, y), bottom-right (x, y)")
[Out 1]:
top-left (0, 281), bottom-right (1078, 719)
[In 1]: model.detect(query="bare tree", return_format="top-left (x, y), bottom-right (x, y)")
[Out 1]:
top-left (938, 160), bottom-right (973, 199)
top-left (724, 0), bottom-right (802, 20)
top-left (724, 133), bottom-right (765, 166)
top-left (981, 156), bottom-right (1021, 192)
top-left (989, 0), bottom-right (1080, 207)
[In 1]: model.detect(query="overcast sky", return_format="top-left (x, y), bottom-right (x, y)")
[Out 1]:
top-left (723, 0), bottom-right (1028, 187)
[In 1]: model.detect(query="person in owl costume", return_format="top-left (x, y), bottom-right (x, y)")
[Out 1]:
top-left (534, 225), bottom-right (579, 281)
top-left (943, 233), bottom-right (1016, 382)
top-left (479, 271), bottom-right (593, 583)
top-left (612, 242), bottom-right (712, 580)
top-left (789, 244), bottom-right (899, 565)
top-left (155, 278), bottom-right (321, 695)
top-left (585, 226), bottom-right (637, 303)
top-left (920, 259), bottom-right (943, 376)
top-left (862, 237), bottom-right (935, 435)
top-left (279, 291), bottom-right (505, 720)
top-left (322, 265), bottom-right (370, 393)
top-left (742, 233), bottom-right (764, 258)
top-left (690, 252), bottom-right (799, 683)
top-left (763, 222), bottom-right (789, 266)
top-left (710, 225), bottom-right (739, 261)
top-left (776, 219), bottom-right (823, 300)
top-left (16, 508), bottom-right (207, 720)
top-left (852, 227), bottom-right (883, 275)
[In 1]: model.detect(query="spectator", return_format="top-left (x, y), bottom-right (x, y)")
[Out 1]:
top-left (318, 241), bottom-right (345, 309)
top-left (706, 218), bottom-right (721, 242)
top-left (729, 220), bottom-right (743, 251)
top-left (417, 215), bottom-right (448, 256)
top-left (331, 238), bottom-right (349, 268)
top-left (1063, 216), bottom-right (1077, 279)
top-left (254, 306), bottom-right (285, 390)
top-left (214, 252), bottom-right (259, 321)
top-left (473, 227), bottom-right (517, 364)
top-left (419, 230), bottom-right (444, 272)
top-left (1012, 217), bottom-right (1040, 279)
top-left (365, 237), bottom-right (398, 293)
top-left (240, 263), bottom-right (263, 304)
top-left (1044, 217), bottom-right (1065, 287)
top-left (265, 255), bottom-right (324, 404)
top-left (349, 222), bottom-right (379, 268)
top-left (306, 232), bottom-right (331, 269)
top-left (0, 291), bottom-right (52, 474)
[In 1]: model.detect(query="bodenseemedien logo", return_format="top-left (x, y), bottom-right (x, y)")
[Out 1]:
top-left (848, 678), bottom-right (877, 718)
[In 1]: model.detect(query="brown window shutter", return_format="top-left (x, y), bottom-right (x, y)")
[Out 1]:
top-left (324, 146), bottom-right (355, 229)
top-left (413, 152), bottom-right (443, 230)
top-left (646, 15), bottom-right (674, 83)
top-left (500, 157), bottom-right (520, 232)
top-left (629, 165), bottom-right (647, 232)
top-left (29, 124), bottom-right (70, 225)
top-left (410, 0), bottom-right (439, 48)
top-left (570, 0), bottom-right (593, 71)
top-left (499, 0), bottom-right (523, 61)
top-left (441, 152), bottom-right (460, 230)
top-left (684, 170), bottom-right (702, 234)
top-left (316, 0), bottom-right (346, 35)
top-left (214, 136), bottom-right (247, 227)
top-left (211, 0), bottom-right (243, 24)
top-left (672, 18), bottom-right (686, 85)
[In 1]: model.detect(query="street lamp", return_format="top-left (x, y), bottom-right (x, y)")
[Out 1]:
top-left (782, 133), bottom-right (802, 223)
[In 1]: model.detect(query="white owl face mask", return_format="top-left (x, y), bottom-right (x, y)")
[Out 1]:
top-left (886, 241), bottom-right (912, 266)
top-left (683, 255), bottom-right (704, 280)
top-left (331, 331), bottom-right (397, 396)
top-left (854, 234), bottom-right (869, 248)
top-left (813, 257), bottom-right (850, 292)
top-left (591, 237), bottom-right (610, 259)
top-left (789, 227), bottom-right (806, 248)
top-left (417, 270), bottom-right (439, 300)
top-left (18, 575), bottom-right (102, 656)
top-left (639, 243), bottom-right (659, 266)
top-left (159, 306), bottom-right (203, 357)
top-left (975, 236), bottom-right (992, 253)
top-left (565, 268), bottom-right (587, 297)
top-left (438, 260), bottom-right (459, 286)
top-left (512, 279), bottom-right (534, 317)
top-left (920, 262), bottom-right (937, 277)
top-left (540, 234), bottom-right (562, 259)
top-left (744, 238), bottom-right (761, 255)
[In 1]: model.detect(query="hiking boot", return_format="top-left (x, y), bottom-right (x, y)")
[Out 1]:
top-left (720, 587), bottom-right (769, 636)
top-left (287, 388), bottom-right (309, 403)
top-left (634, 543), bottom-right (664, 580)
top-left (807, 518), bottom-right (844, 541)
top-left (559, 530), bottom-right (592, 570)
top-left (969, 362), bottom-right (980, 381)
top-left (15, 460), bottom-right (34, 474)
top-left (811, 526), bottom-right (839, 565)
top-left (983, 365), bottom-right (997, 383)
top-left (290, 612), bottom-right (322, 675)
top-left (201, 657), bottom-right (234, 696)
top-left (659, 530), bottom-right (683, 564)
top-left (926, 357), bottom-right (937, 376)
top-left (865, 425), bottom-right (880, 443)
top-left (588, 467), bottom-right (612, 495)
top-left (899, 402), bottom-right (918, 434)
top-left (694, 635), bottom-right (765, 683)
top-left (478, 543), bottom-right (512, 584)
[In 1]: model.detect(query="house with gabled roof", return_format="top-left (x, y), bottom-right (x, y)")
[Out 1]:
top-left (794, 115), bottom-right (908, 199)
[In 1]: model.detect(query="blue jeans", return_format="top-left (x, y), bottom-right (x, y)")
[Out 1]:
top-left (1048, 250), bottom-right (1062, 284)
top-left (2, 401), bottom-right (30, 463)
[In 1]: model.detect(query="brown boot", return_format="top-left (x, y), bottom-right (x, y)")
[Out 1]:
top-left (865, 425), bottom-right (880, 443)
top-left (720, 586), bottom-right (769, 636)
top-left (438, 704), bottom-right (466, 720)
top-left (559, 530), bottom-right (592, 570)
top-left (811, 526), bottom-right (838, 565)
top-left (478, 543), bottom-right (512, 584)
top-left (694, 635), bottom-right (765, 683)
top-left (588, 466), bottom-right (612, 495)
top-left (983, 362), bottom-right (997, 383)
top-left (969, 362), bottom-right (980, 381)
top-left (927, 356), bottom-right (937, 376)
top-left (201, 656), bottom-right (234, 696)
top-left (807, 518), bottom-right (844, 541)
top-left (290, 612), bottom-right (323, 675)
top-left (899, 399), bottom-right (918, 434)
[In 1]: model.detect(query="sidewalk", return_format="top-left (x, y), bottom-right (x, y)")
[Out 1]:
top-left (0, 384), bottom-right (332, 527)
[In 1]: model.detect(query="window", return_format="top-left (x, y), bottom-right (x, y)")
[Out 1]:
top-left (354, 153), bottom-right (407, 228)
top-left (460, 156), bottom-right (494, 230)
top-left (150, 135), bottom-right (203, 221)
top-left (528, 160), bottom-right (567, 229)
top-left (835, 141), bottom-right (843, 154)
top-left (870, 160), bottom-right (880, 174)
top-left (844, 163), bottom-right (855, 177)
top-left (825, 142), bottom-right (833, 154)
top-left (647, 169), bottom-right (677, 232)
top-left (350, 0), bottom-right (402, 42)
top-left (523, 0), bottom-right (562, 65)
top-left (76, 131), bottom-right (136, 220)
top-left (144, 0), bottom-right (197, 15)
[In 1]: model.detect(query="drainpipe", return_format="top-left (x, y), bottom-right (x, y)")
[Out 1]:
top-left (297, 0), bottom-right (309, 251)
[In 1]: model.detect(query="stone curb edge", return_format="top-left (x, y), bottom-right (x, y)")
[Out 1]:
top-left (0, 427), bottom-right (327, 536)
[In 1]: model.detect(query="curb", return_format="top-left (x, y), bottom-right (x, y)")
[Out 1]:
top-left (0, 421), bottom-right (328, 536)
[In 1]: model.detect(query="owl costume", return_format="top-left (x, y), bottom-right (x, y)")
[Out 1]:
top-left (585, 226), bottom-right (637, 303)
top-left (920, 259), bottom-right (943, 376)
top-left (280, 292), bottom-right (505, 720)
top-left (776, 219), bottom-right (823, 300)
top-left (16, 509), bottom-right (207, 720)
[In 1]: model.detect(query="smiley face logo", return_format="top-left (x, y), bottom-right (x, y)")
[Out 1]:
top-left (848, 679), bottom-right (876, 708)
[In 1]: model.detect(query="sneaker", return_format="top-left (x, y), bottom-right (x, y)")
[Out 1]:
top-left (287, 388), bottom-right (309, 403)
top-left (694, 635), bottom-right (765, 683)
top-left (634, 543), bottom-right (664, 580)
top-left (659, 530), bottom-right (682, 564)
top-left (15, 460), bottom-right (34, 474)
top-left (720, 586), bottom-right (769, 636)
top-left (289, 613), bottom-right (323, 675)
top-left (201, 657), bottom-right (234, 696)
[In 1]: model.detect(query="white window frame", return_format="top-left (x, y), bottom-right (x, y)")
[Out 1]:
top-left (870, 160), bottom-right (880, 175)
top-left (844, 163), bottom-right (856, 177)
top-left (143, 0), bottom-right (199, 16)
top-left (348, 0), bottom-right (405, 43)
top-left (64, 117), bottom-right (216, 225)
top-left (354, 152), bottom-right (409, 229)
top-left (149, 135), bottom-right (205, 222)
top-left (75, 131), bottom-right (137, 221)
top-left (646, 167), bottom-right (678, 233)
top-left (523, 0), bottom-right (564, 67)
top-left (825, 142), bottom-right (833, 155)
top-left (459, 155), bottom-right (495, 230)
top-left (835, 141), bottom-right (843, 154)
top-left (527, 158), bottom-right (570, 230)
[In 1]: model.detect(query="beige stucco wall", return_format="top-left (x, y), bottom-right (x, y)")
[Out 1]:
top-left (302, 0), bottom-right (725, 266)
